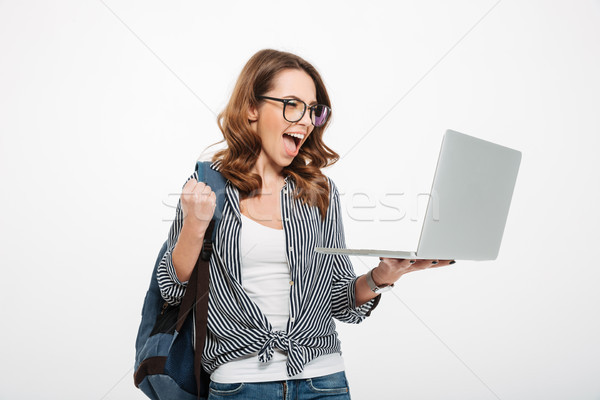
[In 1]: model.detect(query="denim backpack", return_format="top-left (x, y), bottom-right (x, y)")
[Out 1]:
top-left (134, 161), bottom-right (226, 400)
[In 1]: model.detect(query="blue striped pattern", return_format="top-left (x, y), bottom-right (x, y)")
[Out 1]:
top-left (157, 160), bottom-right (379, 378)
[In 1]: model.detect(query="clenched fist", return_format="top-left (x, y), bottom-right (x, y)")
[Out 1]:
top-left (180, 178), bottom-right (217, 236)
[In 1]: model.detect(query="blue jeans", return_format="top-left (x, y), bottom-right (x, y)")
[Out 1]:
top-left (207, 371), bottom-right (351, 400)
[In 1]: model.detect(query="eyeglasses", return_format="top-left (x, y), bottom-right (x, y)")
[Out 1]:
top-left (256, 95), bottom-right (331, 127)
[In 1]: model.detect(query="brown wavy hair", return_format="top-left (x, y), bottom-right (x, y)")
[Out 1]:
top-left (207, 49), bottom-right (340, 220)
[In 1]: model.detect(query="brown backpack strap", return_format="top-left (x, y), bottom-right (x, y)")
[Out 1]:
top-left (194, 219), bottom-right (213, 398)
top-left (175, 219), bottom-right (215, 398)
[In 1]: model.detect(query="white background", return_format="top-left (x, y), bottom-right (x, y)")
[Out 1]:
top-left (1, 1), bottom-right (599, 399)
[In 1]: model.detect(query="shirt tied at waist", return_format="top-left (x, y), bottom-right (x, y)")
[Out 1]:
top-left (258, 330), bottom-right (306, 377)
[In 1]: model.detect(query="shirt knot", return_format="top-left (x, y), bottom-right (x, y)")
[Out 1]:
top-left (257, 330), bottom-right (306, 377)
top-left (258, 330), bottom-right (290, 363)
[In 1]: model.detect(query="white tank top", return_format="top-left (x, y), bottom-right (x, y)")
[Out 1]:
top-left (210, 212), bottom-right (345, 383)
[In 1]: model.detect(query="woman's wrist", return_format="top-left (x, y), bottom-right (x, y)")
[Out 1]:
top-left (182, 217), bottom-right (209, 240)
top-left (371, 265), bottom-right (402, 287)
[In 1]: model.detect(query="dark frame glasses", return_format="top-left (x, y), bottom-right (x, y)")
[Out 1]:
top-left (256, 95), bottom-right (331, 127)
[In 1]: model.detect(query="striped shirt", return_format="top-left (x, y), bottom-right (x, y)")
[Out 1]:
top-left (157, 160), bottom-right (380, 378)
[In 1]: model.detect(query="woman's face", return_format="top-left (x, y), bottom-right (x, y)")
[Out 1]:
top-left (249, 68), bottom-right (317, 171)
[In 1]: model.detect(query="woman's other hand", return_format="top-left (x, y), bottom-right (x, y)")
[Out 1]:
top-left (180, 178), bottom-right (217, 236)
top-left (372, 257), bottom-right (456, 287)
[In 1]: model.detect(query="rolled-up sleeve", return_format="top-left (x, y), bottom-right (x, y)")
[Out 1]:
top-left (325, 178), bottom-right (380, 323)
top-left (156, 171), bottom-right (198, 305)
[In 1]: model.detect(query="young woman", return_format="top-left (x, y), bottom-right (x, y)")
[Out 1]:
top-left (157, 49), bottom-right (453, 399)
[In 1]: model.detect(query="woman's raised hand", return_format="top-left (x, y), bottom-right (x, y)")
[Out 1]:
top-left (180, 178), bottom-right (217, 236)
top-left (372, 257), bottom-right (456, 286)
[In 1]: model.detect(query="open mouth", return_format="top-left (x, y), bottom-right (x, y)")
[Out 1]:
top-left (282, 132), bottom-right (304, 155)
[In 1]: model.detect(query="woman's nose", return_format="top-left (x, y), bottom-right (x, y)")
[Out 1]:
top-left (298, 106), bottom-right (312, 127)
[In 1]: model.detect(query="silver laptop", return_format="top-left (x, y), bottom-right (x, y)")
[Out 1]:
top-left (315, 130), bottom-right (522, 260)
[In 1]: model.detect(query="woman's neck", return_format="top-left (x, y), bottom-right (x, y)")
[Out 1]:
top-left (251, 158), bottom-right (285, 193)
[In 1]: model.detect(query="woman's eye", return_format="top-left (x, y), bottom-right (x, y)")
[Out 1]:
top-left (287, 101), bottom-right (299, 108)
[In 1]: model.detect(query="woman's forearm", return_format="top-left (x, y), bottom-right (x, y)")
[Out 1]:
top-left (171, 221), bottom-right (205, 283)
top-left (355, 273), bottom-right (380, 307)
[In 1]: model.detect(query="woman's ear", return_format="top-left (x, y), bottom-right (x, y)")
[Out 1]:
top-left (247, 104), bottom-right (259, 123)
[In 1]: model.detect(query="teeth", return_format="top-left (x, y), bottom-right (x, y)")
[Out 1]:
top-left (284, 132), bottom-right (304, 140)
